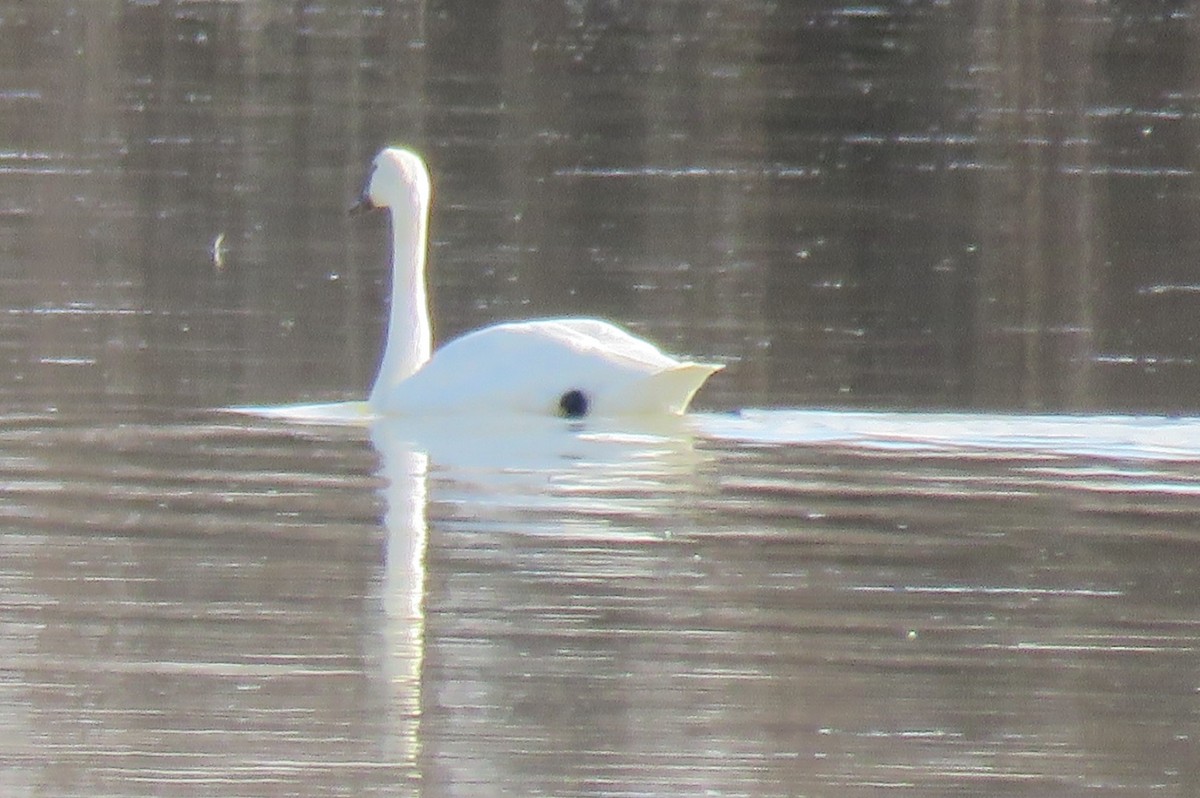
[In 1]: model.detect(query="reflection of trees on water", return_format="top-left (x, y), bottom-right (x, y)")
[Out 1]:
top-left (973, 4), bottom-right (1102, 410)
top-left (6, 3), bottom-right (1200, 414)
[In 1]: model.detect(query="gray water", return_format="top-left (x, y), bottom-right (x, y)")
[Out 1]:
top-left (4, 2), bottom-right (1200, 796)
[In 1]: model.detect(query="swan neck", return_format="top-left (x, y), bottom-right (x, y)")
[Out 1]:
top-left (371, 196), bottom-right (431, 403)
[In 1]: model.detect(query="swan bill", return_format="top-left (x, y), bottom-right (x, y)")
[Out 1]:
top-left (349, 162), bottom-right (379, 215)
top-left (348, 196), bottom-right (377, 215)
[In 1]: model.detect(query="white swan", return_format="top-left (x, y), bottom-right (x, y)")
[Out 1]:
top-left (352, 147), bottom-right (721, 418)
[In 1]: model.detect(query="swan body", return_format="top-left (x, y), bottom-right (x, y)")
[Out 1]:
top-left (356, 147), bottom-right (721, 418)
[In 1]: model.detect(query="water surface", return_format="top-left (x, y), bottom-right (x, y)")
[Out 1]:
top-left (5, 407), bottom-right (1200, 796)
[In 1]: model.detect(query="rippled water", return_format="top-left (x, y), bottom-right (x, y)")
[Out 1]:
top-left (5, 1), bottom-right (1200, 796)
top-left (4, 407), bottom-right (1200, 796)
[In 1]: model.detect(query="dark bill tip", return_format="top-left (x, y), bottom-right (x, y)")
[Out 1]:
top-left (348, 196), bottom-right (376, 216)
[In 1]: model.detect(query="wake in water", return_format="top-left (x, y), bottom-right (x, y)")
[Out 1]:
top-left (229, 401), bottom-right (1200, 463)
top-left (698, 409), bottom-right (1200, 462)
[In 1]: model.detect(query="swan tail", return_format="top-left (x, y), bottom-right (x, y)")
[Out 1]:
top-left (615, 362), bottom-right (723, 415)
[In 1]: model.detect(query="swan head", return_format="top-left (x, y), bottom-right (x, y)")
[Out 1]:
top-left (350, 147), bottom-right (431, 215)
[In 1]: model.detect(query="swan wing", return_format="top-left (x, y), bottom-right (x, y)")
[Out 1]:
top-left (534, 318), bottom-right (680, 370)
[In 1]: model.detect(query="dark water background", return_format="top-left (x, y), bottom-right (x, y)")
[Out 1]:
top-left (4, 2), bottom-right (1200, 796)
top-left (7, 0), bottom-right (1200, 414)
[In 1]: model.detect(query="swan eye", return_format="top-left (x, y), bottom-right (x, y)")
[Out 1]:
top-left (558, 389), bottom-right (589, 418)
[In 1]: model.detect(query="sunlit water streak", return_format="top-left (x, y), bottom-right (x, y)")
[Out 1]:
top-left (705, 408), bottom-right (1200, 461)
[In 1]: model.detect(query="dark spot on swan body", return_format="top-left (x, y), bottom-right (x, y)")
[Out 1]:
top-left (559, 389), bottom-right (589, 418)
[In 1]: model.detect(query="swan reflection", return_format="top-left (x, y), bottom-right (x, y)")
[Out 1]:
top-left (365, 412), bottom-right (709, 782)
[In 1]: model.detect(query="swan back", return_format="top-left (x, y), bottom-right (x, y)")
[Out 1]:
top-left (373, 319), bottom-right (722, 418)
